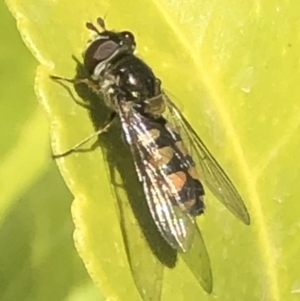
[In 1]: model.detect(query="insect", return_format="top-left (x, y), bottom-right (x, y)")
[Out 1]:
top-left (51, 17), bottom-right (250, 253)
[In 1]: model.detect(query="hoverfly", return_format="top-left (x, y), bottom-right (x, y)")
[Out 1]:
top-left (51, 17), bottom-right (250, 254)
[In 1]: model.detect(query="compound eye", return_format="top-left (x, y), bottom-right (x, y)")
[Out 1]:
top-left (84, 39), bottom-right (119, 74)
top-left (93, 40), bottom-right (119, 60)
top-left (121, 31), bottom-right (136, 50)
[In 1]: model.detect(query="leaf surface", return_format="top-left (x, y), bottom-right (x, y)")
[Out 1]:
top-left (1, 2), bottom-right (103, 300)
top-left (5, 0), bottom-right (300, 300)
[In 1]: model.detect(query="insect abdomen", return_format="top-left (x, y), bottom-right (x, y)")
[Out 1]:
top-left (141, 118), bottom-right (205, 217)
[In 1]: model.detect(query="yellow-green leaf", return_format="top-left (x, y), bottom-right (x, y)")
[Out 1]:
top-left (1, 1), bottom-right (103, 300)
top-left (5, 0), bottom-right (300, 300)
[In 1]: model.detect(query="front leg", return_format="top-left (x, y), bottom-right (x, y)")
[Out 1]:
top-left (52, 111), bottom-right (117, 158)
top-left (50, 75), bottom-right (101, 93)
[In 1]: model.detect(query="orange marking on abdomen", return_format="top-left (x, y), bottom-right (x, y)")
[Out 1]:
top-left (149, 128), bottom-right (160, 140)
top-left (149, 146), bottom-right (174, 168)
top-left (188, 166), bottom-right (199, 180)
top-left (175, 140), bottom-right (188, 157)
top-left (167, 171), bottom-right (187, 193)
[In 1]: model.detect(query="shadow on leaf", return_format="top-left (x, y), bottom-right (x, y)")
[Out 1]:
top-left (51, 56), bottom-right (180, 301)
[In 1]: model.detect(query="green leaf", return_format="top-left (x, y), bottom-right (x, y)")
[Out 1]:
top-left (5, 0), bottom-right (300, 300)
top-left (1, 2), bottom-right (103, 301)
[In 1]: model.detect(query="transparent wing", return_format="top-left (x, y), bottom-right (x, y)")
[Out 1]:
top-left (163, 94), bottom-right (250, 225)
top-left (142, 160), bottom-right (196, 252)
top-left (117, 102), bottom-right (196, 252)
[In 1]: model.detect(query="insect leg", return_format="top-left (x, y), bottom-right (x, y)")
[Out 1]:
top-left (53, 111), bottom-right (116, 158)
top-left (50, 75), bottom-right (100, 92)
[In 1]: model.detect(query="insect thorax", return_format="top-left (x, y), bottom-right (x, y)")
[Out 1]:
top-left (93, 53), bottom-right (164, 115)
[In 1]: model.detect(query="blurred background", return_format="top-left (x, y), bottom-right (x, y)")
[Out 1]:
top-left (0, 3), bottom-right (103, 300)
